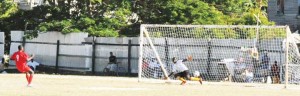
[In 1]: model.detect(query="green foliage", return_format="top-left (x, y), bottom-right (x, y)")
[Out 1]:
top-left (37, 20), bottom-right (80, 34)
top-left (202, 0), bottom-right (273, 25)
top-left (77, 17), bottom-right (96, 29)
top-left (86, 25), bottom-right (119, 37)
top-left (101, 8), bottom-right (132, 29)
top-left (209, 28), bottom-right (238, 39)
top-left (224, 28), bottom-right (238, 38)
top-left (0, 0), bottom-right (19, 33)
top-left (163, 0), bottom-right (226, 24)
top-left (259, 28), bottom-right (286, 39)
top-left (151, 32), bottom-right (163, 38)
top-left (1, 0), bottom-right (276, 38)
top-left (37, 0), bottom-right (132, 37)
top-left (0, 0), bottom-right (18, 19)
top-left (193, 27), bottom-right (253, 39)
top-left (24, 30), bottom-right (39, 39)
top-left (235, 28), bottom-right (256, 39)
top-left (95, 29), bottom-right (119, 37)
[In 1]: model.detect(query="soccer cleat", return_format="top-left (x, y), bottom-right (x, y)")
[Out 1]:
top-left (180, 81), bottom-right (186, 85)
top-left (27, 84), bottom-right (32, 87)
top-left (199, 79), bottom-right (203, 85)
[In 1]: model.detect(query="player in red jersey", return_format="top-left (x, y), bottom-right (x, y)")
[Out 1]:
top-left (11, 45), bottom-right (35, 87)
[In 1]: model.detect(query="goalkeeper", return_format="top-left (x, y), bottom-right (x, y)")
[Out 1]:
top-left (166, 56), bottom-right (202, 85)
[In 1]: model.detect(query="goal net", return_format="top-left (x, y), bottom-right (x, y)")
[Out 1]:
top-left (138, 24), bottom-right (300, 85)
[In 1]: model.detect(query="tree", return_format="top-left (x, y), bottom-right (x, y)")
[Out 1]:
top-left (161, 0), bottom-right (226, 24)
top-left (202, 0), bottom-right (273, 25)
top-left (0, 0), bottom-right (18, 54)
top-left (35, 0), bottom-right (134, 37)
top-left (1, 0), bottom-right (274, 38)
top-left (0, 0), bottom-right (18, 31)
top-left (0, 0), bottom-right (18, 20)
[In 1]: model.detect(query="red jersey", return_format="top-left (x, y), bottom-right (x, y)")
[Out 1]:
top-left (11, 51), bottom-right (30, 73)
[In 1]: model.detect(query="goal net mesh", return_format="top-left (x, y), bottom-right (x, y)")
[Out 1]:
top-left (139, 25), bottom-right (300, 84)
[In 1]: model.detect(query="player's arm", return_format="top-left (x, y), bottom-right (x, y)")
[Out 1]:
top-left (10, 53), bottom-right (16, 60)
top-left (164, 72), bottom-right (174, 80)
top-left (165, 65), bottom-right (176, 79)
top-left (27, 54), bottom-right (35, 61)
top-left (114, 56), bottom-right (117, 63)
top-left (168, 72), bottom-right (174, 77)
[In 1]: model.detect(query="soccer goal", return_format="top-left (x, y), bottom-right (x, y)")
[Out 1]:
top-left (138, 24), bottom-right (300, 86)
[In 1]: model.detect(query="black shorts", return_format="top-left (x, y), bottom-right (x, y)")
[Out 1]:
top-left (29, 66), bottom-right (34, 71)
top-left (174, 70), bottom-right (189, 79)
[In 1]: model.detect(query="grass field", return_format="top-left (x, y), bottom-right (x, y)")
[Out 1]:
top-left (1, 74), bottom-right (300, 96)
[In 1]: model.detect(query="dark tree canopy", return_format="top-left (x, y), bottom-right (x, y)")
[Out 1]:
top-left (0, 0), bottom-right (273, 37)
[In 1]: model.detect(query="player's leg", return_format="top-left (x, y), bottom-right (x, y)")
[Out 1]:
top-left (183, 70), bottom-right (202, 85)
top-left (24, 66), bottom-right (34, 86)
top-left (174, 72), bottom-right (186, 85)
top-left (190, 77), bottom-right (202, 84)
top-left (25, 72), bottom-right (30, 83)
top-left (29, 66), bottom-right (34, 71)
top-left (199, 77), bottom-right (203, 84)
top-left (189, 73), bottom-right (203, 85)
top-left (275, 75), bottom-right (280, 84)
top-left (179, 71), bottom-right (188, 85)
top-left (28, 69), bottom-right (34, 85)
top-left (179, 77), bottom-right (186, 85)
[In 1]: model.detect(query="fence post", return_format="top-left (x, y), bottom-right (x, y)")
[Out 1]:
top-left (207, 40), bottom-right (212, 80)
top-left (92, 39), bottom-right (96, 75)
top-left (55, 40), bottom-right (60, 74)
top-left (165, 38), bottom-right (169, 67)
top-left (22, 37), bottom-right (26, 47)
top-left (127, 39), bottom-right (132, 75)
top-left (280, 41), bottom-right (283, 83)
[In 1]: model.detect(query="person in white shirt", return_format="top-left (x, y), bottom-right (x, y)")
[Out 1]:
top-left (149, 58), bottom-right (162, 78)
top-left (27, 59), bottom-right (40, 71)
top-left (0, 55), bottom-right (9, 74)
top-left (243, 69), bottom-right (254, 83)
top-left (166, 56), bottom-right (202, 85)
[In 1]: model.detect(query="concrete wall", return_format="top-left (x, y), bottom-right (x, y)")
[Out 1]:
top-left (268, 0), bottom-right (300, 32)
top-left (10, 31), bottom-right (24, 55)
top-left (85, 37), bottom-right (139, 73)
top-left (8, 31), bottom-right (289, 75)
top-left (9, 31), bottom-right (91, 70)
top-left (0, 32), bottom-right (4, 56)
top-left (10, 31), bottom-right (140, 73)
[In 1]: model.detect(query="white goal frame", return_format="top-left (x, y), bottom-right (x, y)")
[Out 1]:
top-left (138, 24), bottom-right (293, 88)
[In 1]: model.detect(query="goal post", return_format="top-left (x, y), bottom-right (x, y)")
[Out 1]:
top-left (139, 26), bottom-right (170, 81)
top-left (139, 24), bottom-right (298, 86)
top-left (284, 27), bottom-right (289, 88)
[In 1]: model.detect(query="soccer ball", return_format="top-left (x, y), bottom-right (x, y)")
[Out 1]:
top-left (194, 71), bottom-right (200, 77)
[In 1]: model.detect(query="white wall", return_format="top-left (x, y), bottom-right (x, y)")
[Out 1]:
top-left (9, 31), bottom-right (140, 73)
top-left (9, 31), bottom-right (290, 76)
top-left (9, 31), bottom-right (92, 70)
top-left (87, 37), bottom-right (139, 73)
top-left (0, 32), bottom-right (5, 56)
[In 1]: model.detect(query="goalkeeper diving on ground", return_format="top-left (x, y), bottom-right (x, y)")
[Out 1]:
top-left (165, 55), bottom-right (203, 85)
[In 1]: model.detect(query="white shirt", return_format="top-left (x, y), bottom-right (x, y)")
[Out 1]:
top-left (27, 61), bottom-right (40, 70)
top-left (172, 60), bottom-right (188, 73)
top-left (149, 61), bottom-right (160, 68)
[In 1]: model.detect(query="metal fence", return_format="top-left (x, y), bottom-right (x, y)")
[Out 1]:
top-left (9, 36), bottom-right (139, 76)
